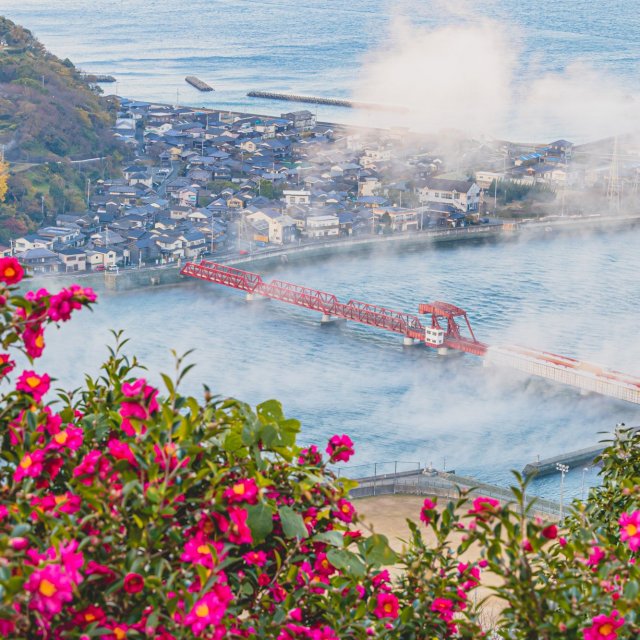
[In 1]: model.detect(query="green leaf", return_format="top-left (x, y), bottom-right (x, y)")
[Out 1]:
top-left (326, 548), bottom-right (366, 578)
top-left (313, 530), bottom-right (345, 547)
top-left (363, 534), bottom-right (398, 566)
top-left (256, 399), bottom-right (284, 423)
top-left (246, 503), bottom-right (274, 544)
top-left (278, 505), bottom-right (308, 539)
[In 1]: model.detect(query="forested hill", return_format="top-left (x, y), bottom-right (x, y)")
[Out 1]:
top-left (0, 16), bottom-right (119, 162)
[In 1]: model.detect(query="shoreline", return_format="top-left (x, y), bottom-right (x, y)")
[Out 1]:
top-left (27, 213), bottom-right (640, 292)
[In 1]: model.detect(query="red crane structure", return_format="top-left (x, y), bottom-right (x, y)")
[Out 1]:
top-left (180, 260), bottom-right (640, 405)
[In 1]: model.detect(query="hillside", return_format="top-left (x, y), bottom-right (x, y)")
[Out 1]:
top-left (0, 17), bottom-right (124, 243)
top-left (0, 17), bottom-right (119, 162)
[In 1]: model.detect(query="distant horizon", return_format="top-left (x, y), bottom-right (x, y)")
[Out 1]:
top-left (2, 0), bottom-right (640, 141)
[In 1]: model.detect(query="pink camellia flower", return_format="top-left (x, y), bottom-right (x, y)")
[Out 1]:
top-left (14, 449), bottom-right (45, 483)
top-left (243, 551), bottom-right (267, 567)
top-left (46, 540), bottom-right (85, 586)
top-left (72, 450), bottom-right (103, 486)
top-left (119, 378), bottom-right (159, 436)
top-left (326, 434), bottom-right (354, 463)
top-left (16, 371), bottom-right (51, 402)
top-left (0, 257), bottom-right (24, 285)
top-left (47, 426), bottom-right (83, 452)
top-left (123, 573), bottom-right (145, 594)
top-left (223, 478), bottom-right (259, 505)
top-left (420, 498), bottom-right (437, 525)
top-left (468, 496), bottom-right (501, 521)
top-left (431, 597), bottom-right (455, 622)
top-left (0, 354), bottom-right (15, 378)
top-left (181, 533), bottom-right (225, 569)
top-left (226, 507), bottom-right (253, 545)
top-left (23, 564), bottom-right (74, 617)
top-left (314, 552), bottom-right (335, 577)
top-left (108, 438), bottom-right (137, 465)
top-left (22, 327), bottom-right (45, 359)
top-left (542, 524), bottom-right (558, 540)
top-left (619, 511), bottom-right (640, 551)
top-left (333, 498), bottom-right (356, 524)
top-left (373, 592), bottom-right (399, 619)
top-left (184, 584), bottom-right (233, 636)
top-left (587, 546), bottom-right (606, 567)
top-left (31, 492), bottom-right (82, 517)
top-left (582, 610), bottom-right (624, 640)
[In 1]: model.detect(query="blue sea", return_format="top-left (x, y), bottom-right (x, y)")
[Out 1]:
top-left (3, 1), bottom-right (640, 500)
top-left (4, 0), bottom-right (640, 140)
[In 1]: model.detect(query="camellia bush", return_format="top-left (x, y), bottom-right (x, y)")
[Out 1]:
top-left (0, 257), bottom-right (638, 638)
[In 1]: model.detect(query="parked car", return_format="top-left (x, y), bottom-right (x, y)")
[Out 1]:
top-left (94, 265), bottom-right (106, 272)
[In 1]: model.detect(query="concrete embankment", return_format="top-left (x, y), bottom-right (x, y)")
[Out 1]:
top-left (25, 213), bottom-right (640, 293)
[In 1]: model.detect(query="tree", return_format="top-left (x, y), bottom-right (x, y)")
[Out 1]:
top-left (0, 160), bottom-right (8, 203)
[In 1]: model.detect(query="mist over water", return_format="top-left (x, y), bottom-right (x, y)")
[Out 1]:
top-left (38, 230), bottom-right (640, 500)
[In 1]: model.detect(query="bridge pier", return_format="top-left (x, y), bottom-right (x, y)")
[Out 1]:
top-left (246, 293), bottom-right (268, 302)
top-left (438, 347), bottom-right (449, 356)
top-left (403, 336), bottom-right (417, 346)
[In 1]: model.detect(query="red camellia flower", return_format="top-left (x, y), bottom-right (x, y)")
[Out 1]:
top-left (16, 371), bottom-right (51, 402)
top-left (373, 592), bottom-right (399, 619)
top-left (119, 378), bottom-right (159, 436)
top-left (541, 524), bottom-right (558, 540)
top-left (0, 257), bottom-right (24, 286)
top-left (582, 610), bottom-right (624, 640)
top-left (123, 572), bottom-right (145, 594)
top-left (326, 434), bottom-right (354, 463)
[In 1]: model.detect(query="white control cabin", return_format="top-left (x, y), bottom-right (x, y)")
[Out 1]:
top-left (425, 327), bottom-right (445, 345)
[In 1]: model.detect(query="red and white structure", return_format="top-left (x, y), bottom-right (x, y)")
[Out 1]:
top-left (181, 260), bottom-right (640, 405)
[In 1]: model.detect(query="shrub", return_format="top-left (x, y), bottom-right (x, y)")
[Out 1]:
top-left (0, 258), bottom-right (637, 638)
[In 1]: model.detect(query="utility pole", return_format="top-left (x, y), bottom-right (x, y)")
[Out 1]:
top-left (86, 178), bottom-right (91, 207)
top-left (556, 463), bottom-right (569, 521)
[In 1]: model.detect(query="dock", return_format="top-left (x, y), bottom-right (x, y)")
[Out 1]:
top-left (522, 426), bottom-right (638, 477)
top-left (185, 76), bottom-right (214, 92)
top-left (246, 91), bottom-right (408, 113)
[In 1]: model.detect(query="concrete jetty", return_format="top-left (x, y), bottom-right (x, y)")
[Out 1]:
top-left (522, 426), bottom-right (638, 477)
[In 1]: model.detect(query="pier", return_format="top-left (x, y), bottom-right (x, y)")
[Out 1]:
top-left (246, 90), bottom-right (408, 112)
top-left (180, 260), bottom-right (640, 406)
top-left (185, 76), bottom-right (214, 92)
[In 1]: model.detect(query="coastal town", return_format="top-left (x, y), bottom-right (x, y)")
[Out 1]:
top-left (6, 97), bottom-right (633, 274)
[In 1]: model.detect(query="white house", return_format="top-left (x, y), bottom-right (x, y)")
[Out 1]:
top-left (306, 215), bottom-right (340, 239)
top-left (283, 190), bottom-right (311, 206)
top-left (416, 179), bottom-right (481, 213)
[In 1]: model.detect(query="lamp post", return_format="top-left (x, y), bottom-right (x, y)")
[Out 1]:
top-left (556, 463), bottom-right (569, 521)
top-left (581, 467), bottom-right (589, 501)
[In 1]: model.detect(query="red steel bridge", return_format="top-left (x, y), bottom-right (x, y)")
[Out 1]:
top-left (181, 260), bottom-right (640, 405)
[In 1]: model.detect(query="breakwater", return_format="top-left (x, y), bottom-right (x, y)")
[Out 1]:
top-left (185, 76), bottom-right (213, 92)
top-left (247, 91), bottom-right (408, 112)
